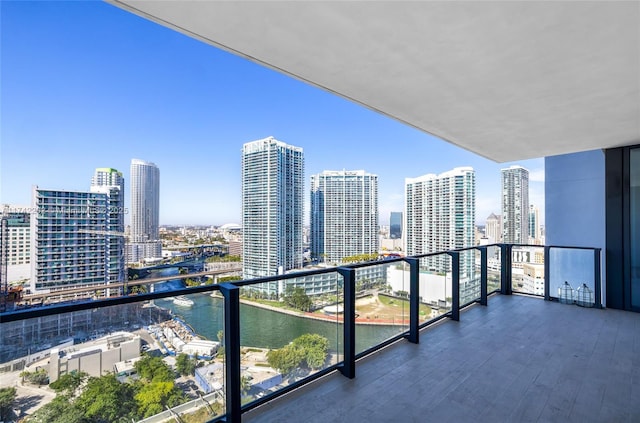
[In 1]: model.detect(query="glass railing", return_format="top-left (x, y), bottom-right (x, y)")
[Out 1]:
top-left (0, 243), bottom-right (602, 422)
top-left (511, 244), bottom-right (545, 296)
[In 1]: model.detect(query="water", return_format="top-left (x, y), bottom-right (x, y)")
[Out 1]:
top-left (150, 268), bottom-right (402, 353)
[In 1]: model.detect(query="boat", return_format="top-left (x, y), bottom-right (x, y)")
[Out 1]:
top-left (172, 295), bottom-right (194, 307)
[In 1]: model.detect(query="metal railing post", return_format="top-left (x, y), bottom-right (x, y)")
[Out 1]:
top-left (337, 267), bottom-right (356, 379)
top-left (449, 251), bottom-right (460, 321)
top-left (500, 244), bottom-right (512, 295)
top-left (594, 248), bottom-right (602, 308)
top-left (479, 247), bottom-right (488, 306)
top-left (219, 283), bottom-right (241, 422)
top-left (404, 258), bottom-right (420, 344)
top-left (544, 246), bottom-right (551, 301)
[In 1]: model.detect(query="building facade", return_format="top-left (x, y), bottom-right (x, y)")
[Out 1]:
top-left (241, 137), bottom-right (304, 289)
top-left (128, 159), bottom-right (161, 262)
top-left (390, 211), bottom-right (402, 240)
top-left (310, 170), bottom-right (378, 264)
top-left (501, 165), bottom-right (529, 244)
top-left (0, 208), bottom-right (31, 284)
top-left (485, 213), bottom-right (501, 244)
top-left (90, 168), bottom-right (126, 284)
top-left (528, 204), bottom-right (541, 244)
top-left (405, 167), bottom-right (476, 276)
top-left (31, 188), bottom-right (112, 293)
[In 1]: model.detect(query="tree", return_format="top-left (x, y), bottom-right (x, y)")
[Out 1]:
top-left (135, 381), bottom-right (184, 418)
top-left (20, 368), bottom-right (49, 385)
top-left (240, 375), bottom-right (251, 396)
top-left (267, 347), bottom-right (305, 374)
top-left (176, 353), bottom-right (197, 376)
top-left (75, 374), bottom-right (137, 422)
top-left (283, 286), bottom-right (313, 312)
top-left (0, 387), bottom-right (16, 422)
top-left (267, 334), bottom-right (329, 374)
top-left (218, 275), bottom-right (242, 283)
top-left (49, 371), bottom-right (88, 397)
top-left (135, 355), bottom-right (175, 382)
top-left (29, 395), bottom-right (85, 423)
top-left (291, 333), bottom-right (329, 369)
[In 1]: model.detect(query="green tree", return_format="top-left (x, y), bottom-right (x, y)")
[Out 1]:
top-left (175, 353), bottom-right (197, 376)
top-left (0, 387), bottom-right (17, 422)
top-left (75, 374), bottom-right (137, 422)
top-left (20, 368), bottom-right (49, 385)
top-left (218, 275), bottom-right (242, 283)
top-left (283, 286), bottom-right (313, 312)
top-left (135, 355), bottom-right (175, 382)
top-left (185, 278), bottom-right (199, 287)
top-left (266, 347), bottom-right (305, 374)
top-left (29, 395), bottom-right (85, 423)
top-left (240, 375), bottom-right (251, 396)
top-left (135, 381), bottom-right (184, 418)
top-left (291, 333), bottom-right (329, 369)
top-left (267, 333), bottom-right (329, 374)
top-left (49, 371), bottom-right (88, 397)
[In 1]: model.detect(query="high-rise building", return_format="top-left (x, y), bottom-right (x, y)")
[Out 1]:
top-left (0, 207), bottom-right (31, 283)
top-left (485, 213), bottom-right (502, 243)
top-left (390, 212), bottom-right (402, 240)
top-left (310, 170), bottom-right (378, 264)
top-left (241, 137), bottom-right (304, 288)
top-left (501, 165), bottom-right (529, 244)
top-left (529, 204), bottom-right (540, 244)
top-left (90, 168), bottom-right (126, 285)
top-left (128, 159), bottom-right (161, 262)
top-left (405, 167), bottom-right (476, 275)
top-left (31, 188), bottom-right (113, 293)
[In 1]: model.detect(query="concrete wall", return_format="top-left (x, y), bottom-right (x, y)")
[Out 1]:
top-left (545, 150), bottom-right (606, 302)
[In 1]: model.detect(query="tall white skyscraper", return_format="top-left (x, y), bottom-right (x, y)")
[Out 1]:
top-left (90, 168), bottom-right (126, 285)
top-left (501, 165), bottom-right (529, 244)
top-left (128, 159), bottom-right (161, 262)
top-left (242, 137), bottom-right (304, 286)
top-left (405, 167), bottom-right (476, 275)
top-left (310, 170), bottom-right (378, 264)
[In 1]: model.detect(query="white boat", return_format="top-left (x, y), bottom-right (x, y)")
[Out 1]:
top-left (173, 295), bottom-right (194, 307)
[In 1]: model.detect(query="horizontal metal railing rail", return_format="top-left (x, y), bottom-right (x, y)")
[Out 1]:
top-left (0, 243), bottom-right (603, 422)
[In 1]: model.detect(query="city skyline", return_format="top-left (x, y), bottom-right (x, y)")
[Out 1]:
top-left (1, 1), bottom-right (545, 226)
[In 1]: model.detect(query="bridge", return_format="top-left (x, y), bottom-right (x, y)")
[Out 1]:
top-left (21, 265), bottom-right (242, 304)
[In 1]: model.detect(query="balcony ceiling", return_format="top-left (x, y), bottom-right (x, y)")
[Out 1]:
top-left (108, 1), bottom-right (640, 162)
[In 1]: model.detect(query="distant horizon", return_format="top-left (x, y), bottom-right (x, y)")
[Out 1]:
top-left (1, 2), bottom-right (545, 227)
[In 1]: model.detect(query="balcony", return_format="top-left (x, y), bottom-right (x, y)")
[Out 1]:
top-left (1, 244), bottom-right (636, 423)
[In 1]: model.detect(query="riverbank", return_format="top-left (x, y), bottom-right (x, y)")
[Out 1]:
top-left (211, 293), bottom-right (409, 326)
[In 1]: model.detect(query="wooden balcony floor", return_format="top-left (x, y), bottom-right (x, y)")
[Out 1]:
top-left (244, 294), bottom-right (640, 422)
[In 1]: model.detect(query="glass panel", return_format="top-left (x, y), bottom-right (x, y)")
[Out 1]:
top-left (460, 249), bottom-right (480, 305)
top-left (511, 246), bottom-right (545, 296)
top-left (0, 296), bottom-right (226, 422)
top-left (155, 291), bottom-right (225, 421)
top-left (549, 248), bottom-right (595, 306)
top-left (237, 275), bottom-right (341, 403)
top-left (355, 261), bottom-right (408, 354)
top-left (487, 245), bottom-right (502, 293)
top-left (631, 148), bottom-right (640, 308)
top-left (418, 253), bottom-right (452, 324)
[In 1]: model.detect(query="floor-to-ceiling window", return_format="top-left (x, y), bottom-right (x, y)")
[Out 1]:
top-left (630, 148), bottom-right (640, 309)
top-left (606, 145), bottom-right (640, 311)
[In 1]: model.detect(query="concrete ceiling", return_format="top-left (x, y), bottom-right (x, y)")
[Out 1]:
top-left (108, 1), bottom-right (640, 162)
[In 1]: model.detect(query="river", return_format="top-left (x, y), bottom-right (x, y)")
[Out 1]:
top-left (148, 267), bottom-right (403, 354)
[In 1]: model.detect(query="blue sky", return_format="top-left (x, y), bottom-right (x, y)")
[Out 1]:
top-left (1, 1), bottom-right (544, 226)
